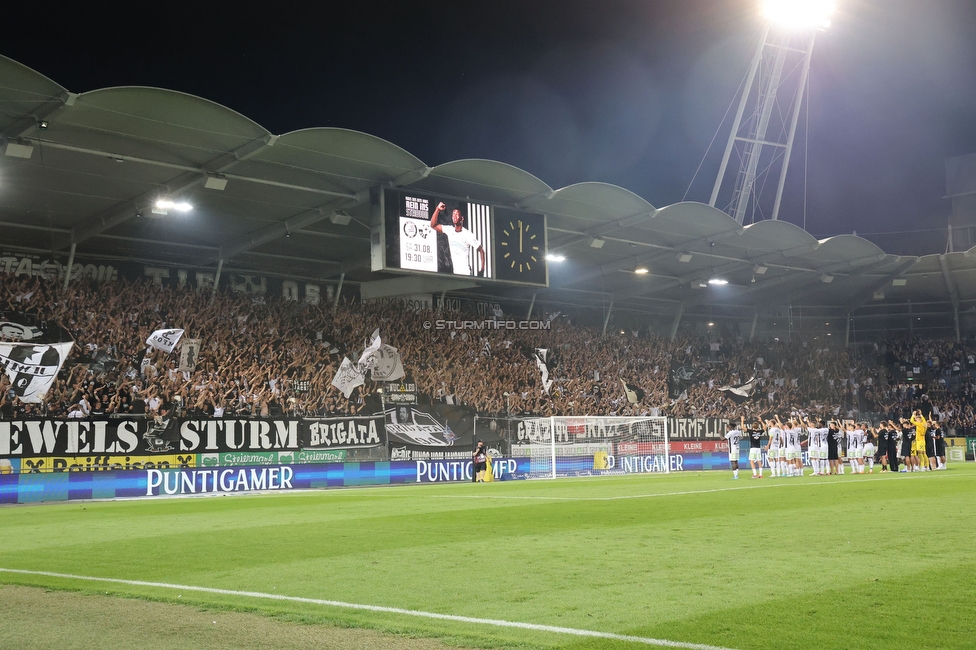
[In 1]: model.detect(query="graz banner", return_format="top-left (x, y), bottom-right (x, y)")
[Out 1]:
top-left (0, 418), bottom-right (300, 457)
top-left (386, 403), bottom-right (502, 461)
top-left (301, 416), bottom-right (385, 450)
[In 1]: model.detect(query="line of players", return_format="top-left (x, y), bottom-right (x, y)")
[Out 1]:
top-left (723, 411), bottom-right (949, 479)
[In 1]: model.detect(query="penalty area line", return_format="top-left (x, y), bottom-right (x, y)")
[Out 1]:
top-left (0, 567), bottom-right (734, 650)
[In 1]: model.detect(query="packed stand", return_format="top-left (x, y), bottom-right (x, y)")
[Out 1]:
top-left (2, 272), bottom-right (976, 428)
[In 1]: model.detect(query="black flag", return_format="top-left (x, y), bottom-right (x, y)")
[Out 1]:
top-left (717, 377), bottom-right (757, 404)
top-left (621, 380), bottom-right (645, 404)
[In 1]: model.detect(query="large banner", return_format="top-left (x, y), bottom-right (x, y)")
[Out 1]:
top-left (386, 403), bottom-right (502, 461)
top-left (667, 417), bottom-right (730, 440)
top-left (302, 416), bottom-right (385, 450)
top-left (0, 418), bottom-right (301, 457)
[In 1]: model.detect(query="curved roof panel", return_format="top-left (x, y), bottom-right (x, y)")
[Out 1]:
top-left (532, 182), bottom-right (654, 220)
top-left (241, 128), bottom-right (426, 194)
top-left (647, 202), bottom-right (740, 245)
top-left (49, 87), bottom-right (270, 167)
top-left (0, 55), bottom-right (67, 133)
top-left (737, 219), bottom-right (817, 256)
top-left (410, 159), bottom-right (552, 205)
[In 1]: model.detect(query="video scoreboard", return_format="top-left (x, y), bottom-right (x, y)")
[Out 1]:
top-left (375, 188), bottom-right (548, 287)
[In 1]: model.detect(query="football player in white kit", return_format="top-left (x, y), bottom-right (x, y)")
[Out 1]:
top-left (785, 417), bottom-right (803, 477)
top-left (765, 418), bottom-right (786, 477)
top-left (863, 425), bottom-right (877, 473)
top-left (803, 417), bottom-right (826, 476)
top-left (847, 423), bottom-right (865, 474)
top-left (725, 416), bottom-right (745, 479)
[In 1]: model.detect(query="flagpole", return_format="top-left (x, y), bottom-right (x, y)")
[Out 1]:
top-left (550, 415), bottom-right (556, 480)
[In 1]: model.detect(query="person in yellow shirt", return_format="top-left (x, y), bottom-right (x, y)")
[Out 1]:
top-left (909, 410), bottom-right (928, 471)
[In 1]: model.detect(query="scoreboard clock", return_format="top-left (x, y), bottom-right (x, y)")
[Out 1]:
top-left (493, 208), bottom-right (547, 286)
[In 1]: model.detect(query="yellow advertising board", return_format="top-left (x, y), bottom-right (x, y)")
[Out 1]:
top-left (19, 455), bottom-right (196, 473)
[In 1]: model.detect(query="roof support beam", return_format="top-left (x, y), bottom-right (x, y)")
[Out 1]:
top-left (939, 255), bottom-right (962, 342)
top-left (2, 91), bottom-right (77, 139)
top-left (846, 258), bottom-right (918, 311)
top-left (938, 255), bottom-right (961, 311)
top-left (218, 192), bottom-right (367, 260)
top-left (548, 208), bottom-right (657, 250)
top-left (51, 134), bottom-right (282, 250)
top-left (611, 254), bottom-right (763, 302)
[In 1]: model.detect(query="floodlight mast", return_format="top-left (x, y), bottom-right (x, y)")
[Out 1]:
top-left (708, 1), bottom-right (834, 225)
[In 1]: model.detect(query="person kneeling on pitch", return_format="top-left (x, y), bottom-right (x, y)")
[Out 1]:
top-left (473, 440), bottom-right (488, 483)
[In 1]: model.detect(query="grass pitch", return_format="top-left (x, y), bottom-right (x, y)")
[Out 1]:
top-left (1, 466), bottom-right (974, 649)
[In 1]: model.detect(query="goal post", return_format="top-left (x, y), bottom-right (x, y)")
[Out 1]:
top-left (496, 416), bottom-right (670, 479)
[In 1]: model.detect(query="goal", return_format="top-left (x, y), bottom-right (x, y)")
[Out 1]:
top-left (496, 416), bottom-right (669, 479)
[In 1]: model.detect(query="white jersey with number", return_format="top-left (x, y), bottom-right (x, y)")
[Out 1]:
top-left (786, 427), bottom-right (801, 451)
top-left (725, 428), bottom-right (742, 460)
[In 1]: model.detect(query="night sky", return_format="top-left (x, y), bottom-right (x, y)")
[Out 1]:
top-left (4, 0), bottom-right (975, 254)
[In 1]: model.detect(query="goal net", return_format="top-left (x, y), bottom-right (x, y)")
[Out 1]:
top-left (498, 416), bottom-right (669, 479)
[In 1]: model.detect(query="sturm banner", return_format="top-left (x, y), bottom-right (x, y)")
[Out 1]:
top-left (0, 418), bottom-right (301, 457)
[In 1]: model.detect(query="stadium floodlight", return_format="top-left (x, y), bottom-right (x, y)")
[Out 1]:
top-left (707, 278), bottom-right (728, 286)
top-left (546, 254), bottom-right (566, 262)
top-left (154, 199), bottom-right (193, 213)
top-left (762, 0), bottom-right (835, 30)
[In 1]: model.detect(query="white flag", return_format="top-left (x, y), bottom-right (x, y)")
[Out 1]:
top-left (369, 344), bottom-right (405, 382)
top-left (146, 328), bottom-right (184, 353)
top-left (0, 341), bottom-right (73, 403)
top-left (331, 357), bottom-right (365, 399)
top-left (179, 338), bottom-right (202, 372)
top-left (534, 348), bottom-right (553, 394)
top-left (358, 328), bottom-right (383, 371)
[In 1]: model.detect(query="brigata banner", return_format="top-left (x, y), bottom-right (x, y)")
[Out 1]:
top-left (0, 418), bottom-right (300, 457)
top-left (302, 416), bottom-right (385, 450)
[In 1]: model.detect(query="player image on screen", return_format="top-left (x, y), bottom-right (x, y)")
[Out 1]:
top-left (430, 201), bottom-right (485, 276)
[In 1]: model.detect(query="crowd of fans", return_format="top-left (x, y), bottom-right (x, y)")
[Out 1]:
top-left (2, 271), bottom-right (976, 435)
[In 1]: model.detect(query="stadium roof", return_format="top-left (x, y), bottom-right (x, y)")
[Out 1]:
top-left (1, 54), bottom-right (973, 334)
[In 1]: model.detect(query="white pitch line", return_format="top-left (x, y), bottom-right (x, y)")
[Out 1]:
top-left (0, 567), bottom-right (735, 650)
top-left (429, 471), bottom-right (943, 502)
